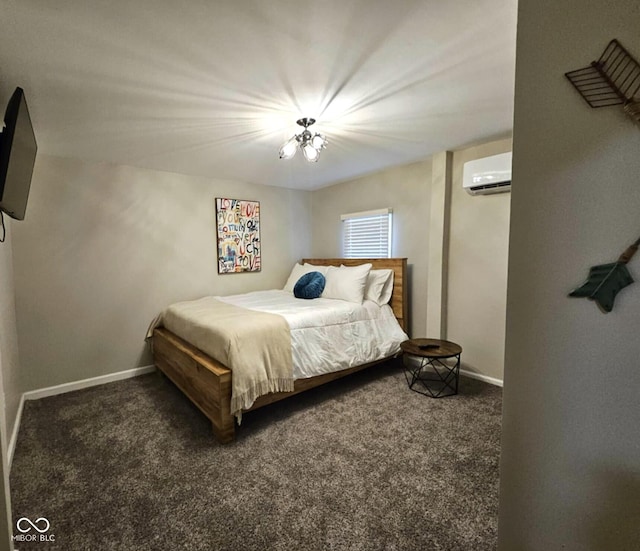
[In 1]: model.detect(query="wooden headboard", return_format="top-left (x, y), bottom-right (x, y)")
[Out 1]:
top-left (301, 258), bottom-right (408, 333)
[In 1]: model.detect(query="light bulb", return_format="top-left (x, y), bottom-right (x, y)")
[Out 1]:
top-left (279, 136), bottom-right (298, 160)
top-left (311, 134), bottom-right (326, 150)
top-left (302, 143), bottom-right (320, 162)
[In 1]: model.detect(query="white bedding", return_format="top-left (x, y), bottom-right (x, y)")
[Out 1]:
top-left (216, 289), bottom-right (408, 379)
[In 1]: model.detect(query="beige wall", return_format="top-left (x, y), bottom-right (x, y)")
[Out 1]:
top-left (447, 138), bottom-right (511, 382)
top-left (0, 363), bottom-right (12, 550)
top-left (0, 85), bottom-right (18, 550)
top-left (499, 0), bottom-right (640, 548)
top-left (0, 220), bottom-right (21, 447)
top-left (9, 142), bottom-right (512, 397)
top-left (310, 142), bottom-right (511, 383)
top-left (12, 155), bottom-right (311, 390)
top-left (426, 151), bottom-right (452, 339)
top-left (310, 160), bottom-right (432, 337)
top-left (0, 220), bottom-right (17, 549)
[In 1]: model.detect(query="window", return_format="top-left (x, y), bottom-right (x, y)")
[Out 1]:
top-left (341, 208), bottom-right (392, 258)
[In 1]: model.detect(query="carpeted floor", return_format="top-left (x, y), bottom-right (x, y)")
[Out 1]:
top-left (10, 361), bottom-right (502, 550)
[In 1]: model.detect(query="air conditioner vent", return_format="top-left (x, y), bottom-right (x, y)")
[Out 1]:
top-left (463, 152), bottom-right (512, 196)
top-left (465, 180), bottom-right (511, 195)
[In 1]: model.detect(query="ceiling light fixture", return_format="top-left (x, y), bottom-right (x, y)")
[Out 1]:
top-left (279, 118), bottom-right (327, 162)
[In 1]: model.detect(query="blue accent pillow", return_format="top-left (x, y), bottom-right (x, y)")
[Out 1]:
top-left (294, 271), bottom-right (326, 299)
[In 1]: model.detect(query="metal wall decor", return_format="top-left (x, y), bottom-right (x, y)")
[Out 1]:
top-left (215, 198), bottom-right (261, 274)
top-left (566, 41), bottom-right (640, 311)
top-left (565, 39), bottom-right (640, 126)
top-left (569, 236), bottom-right (640, 312)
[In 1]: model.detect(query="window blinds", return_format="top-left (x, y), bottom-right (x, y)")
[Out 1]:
top-left (341, 208), bottom-right (392, 258)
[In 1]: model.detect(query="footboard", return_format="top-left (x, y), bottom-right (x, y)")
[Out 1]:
top-left (153, 328), bottom-right (235, 443)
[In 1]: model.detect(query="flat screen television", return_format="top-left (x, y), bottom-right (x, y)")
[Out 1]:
top-left (0, 87), bottom-right (37, 220)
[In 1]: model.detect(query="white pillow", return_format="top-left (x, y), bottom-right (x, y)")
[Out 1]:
top-left (303, 263), bottom-right (330, 275)
top-left (378, 270), bottom-right (394, 305)
top-left (283, 263), bottom-right (331, 292)
top-left (283, 263), bottom-right (307, 292)
top-left (322, 263), bottom-right (372, 303)
top-left (365, 269), bottom-right (394, 305)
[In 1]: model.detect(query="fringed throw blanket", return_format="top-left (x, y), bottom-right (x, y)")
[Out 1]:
top-left (147, 297), bottom-right (293, 420)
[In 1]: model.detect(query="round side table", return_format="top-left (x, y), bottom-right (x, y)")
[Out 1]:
top-left (400, 338), bottom-right (462, 398)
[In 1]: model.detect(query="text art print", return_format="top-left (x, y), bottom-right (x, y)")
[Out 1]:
top-left (215, 198), bottom-right (261, 273)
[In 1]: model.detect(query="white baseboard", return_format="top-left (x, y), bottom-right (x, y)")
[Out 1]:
top-left (8, 393), bottom-right (25, 469)
top-left (22, 365), bottom-right (156, 401)
top-left (460, 368), bottom-right (503, 387)
top-left (404, 356), bottom-right (503, 387)
top-left (8, 365), bottom-right (155, 468)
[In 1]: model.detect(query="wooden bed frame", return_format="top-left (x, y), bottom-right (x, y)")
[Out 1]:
top-left (152, 258), bottom-right (408, 443)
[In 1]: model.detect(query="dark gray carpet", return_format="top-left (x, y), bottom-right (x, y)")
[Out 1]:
top-left (10, 361), bottom-right (501, 550)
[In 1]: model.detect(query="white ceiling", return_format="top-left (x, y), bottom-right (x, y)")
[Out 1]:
top-left (0, 0), bottom-right (517, 190)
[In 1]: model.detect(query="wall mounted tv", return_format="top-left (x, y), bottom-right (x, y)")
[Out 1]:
top-left (0, 87), bottom-right (38, 220)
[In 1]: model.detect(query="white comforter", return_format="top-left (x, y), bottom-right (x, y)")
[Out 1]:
top-left (216, 290), bottom-right (408, 379)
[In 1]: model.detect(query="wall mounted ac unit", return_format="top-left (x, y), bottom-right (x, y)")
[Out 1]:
top-left (463, 152), bottom-right (512, 195)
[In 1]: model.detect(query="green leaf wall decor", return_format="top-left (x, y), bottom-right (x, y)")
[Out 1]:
top-left (569, 237), bottom-right (640, 313)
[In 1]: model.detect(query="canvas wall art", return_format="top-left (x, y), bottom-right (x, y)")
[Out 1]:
top-left (215, 198), bottom-right (261, 273)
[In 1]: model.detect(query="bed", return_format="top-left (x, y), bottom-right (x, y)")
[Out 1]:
top-left (151, 258), bottom-right (408, 443)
